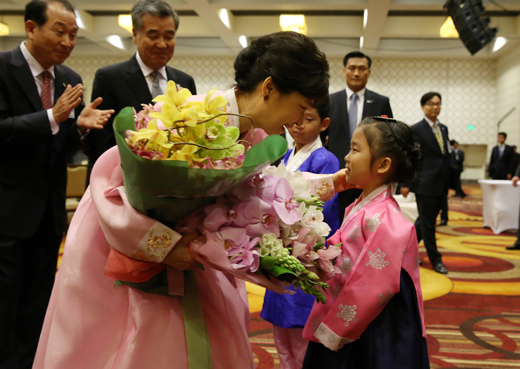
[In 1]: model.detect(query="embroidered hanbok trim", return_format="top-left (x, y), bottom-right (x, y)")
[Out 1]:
top-left (314, 323), bottom-right (354, 351)
top-left (133, 222), bottom-right (181, 262)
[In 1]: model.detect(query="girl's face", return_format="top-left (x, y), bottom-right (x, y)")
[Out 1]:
top-left (344, 127), bottom-right (379, 192)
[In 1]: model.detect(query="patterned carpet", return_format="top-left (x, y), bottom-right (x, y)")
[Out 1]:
top-left (246, 182), bottom-right (520, 368)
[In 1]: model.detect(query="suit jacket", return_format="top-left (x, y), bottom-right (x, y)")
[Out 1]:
top-left (326, 88), bottom-right (393, 169)
top-left (450, 149), bottom-right (464, 172)
top-left (0, 46), bottom-right (83, 238)
top-left (85, 55), bottom-right (197, 168)
top-left (410, 119), bottom-right (451, 197)
top-left (488, 144), bottom-right (514, 179)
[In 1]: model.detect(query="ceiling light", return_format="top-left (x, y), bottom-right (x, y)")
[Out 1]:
top-left (238, 35), bottom-right (247, 48)
top-left (0, 22), bottom-right (9, 36)
top-left (107, 35), bottom-right (124, 49)
top-left (279, 14), bottom-right (307, 35)
top-left (492, 37), bottom-right (507, 52)
top-left (118, 14), bottom-right (133, 33)
top-left (440, 17), bottom-right (459, 38)
top-left (360, 36), bottom-right (364, 49)
top-left (363, 9), bottom-right (368, 29)
top-left (219, 8), bottom-right (231, 29)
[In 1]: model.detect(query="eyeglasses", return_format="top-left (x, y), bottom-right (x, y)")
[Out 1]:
top-left (425, 102), bottom-right (441, 107)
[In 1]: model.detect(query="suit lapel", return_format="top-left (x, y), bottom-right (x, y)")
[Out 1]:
top-left (362, 89), bottom-right (373, 118)
top-left (336, 90), bottom-right (350, 137)
top-left (126, 55), bottom-right (153, 104)
top-left (53, 64), bottom-right (67, 106)
top-left (166, 67), bottom-right (178, 85)
top-left (11, 47), bottom-right (42, 112)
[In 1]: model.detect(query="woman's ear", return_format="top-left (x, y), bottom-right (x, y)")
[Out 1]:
top-left (376, 157), bottom-right (392, 175)
top-left (261, 77), bottom-right (275, 98)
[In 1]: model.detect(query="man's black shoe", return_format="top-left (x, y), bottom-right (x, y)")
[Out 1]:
top-left (433, 262), bottom-right (448, 274)
top-left (506, 243), bottom-right (520, 250)
top-left (439, 220), bottom-right (448, 226)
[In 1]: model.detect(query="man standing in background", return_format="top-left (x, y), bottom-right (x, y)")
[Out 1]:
top-left (488, 132), bottom-right (514, 180)
top-left (324, 51), bottom-right (393, 218)
top-left (85, 0), bottom-right (196, 180)
top-left (0, 1), bottom-right (113, 367)
top-left (450, 140), bottom-right (467, 198)
top-left (402, 92), bottom-right (451, 275)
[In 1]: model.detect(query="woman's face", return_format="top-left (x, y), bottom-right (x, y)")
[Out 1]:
top-left (258, 89), bottom-right (314, 135)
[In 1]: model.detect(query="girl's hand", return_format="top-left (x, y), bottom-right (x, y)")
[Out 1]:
top-left (163, 232), bottom-right (200, 270)
top-left (333, 169), bottom-right (360, 193)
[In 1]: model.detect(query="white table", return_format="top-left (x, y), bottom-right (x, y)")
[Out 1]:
top-left (478, 179), bottom-right (520, 234)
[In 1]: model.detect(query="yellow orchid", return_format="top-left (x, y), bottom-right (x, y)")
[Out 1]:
top-left (202, 88), bottom-right (228, 118)
top-left (152, 81), bottom-right (192, 107)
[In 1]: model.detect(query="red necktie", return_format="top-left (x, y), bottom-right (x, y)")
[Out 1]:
top-left (41, 71), bottom-right (53, 110)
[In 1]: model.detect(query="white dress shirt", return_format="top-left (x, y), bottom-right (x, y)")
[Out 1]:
top-left (136, 52), bottom-right (167, 95)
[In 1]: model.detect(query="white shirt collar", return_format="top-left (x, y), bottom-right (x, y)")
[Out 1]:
top-left (20, 41), bottom-right (54, 79)
top-left (136, 52), bottom-right (166, 80)
top-left (285, 136), bottom-right (322, 172)
top-left (424, 115), bottom-right (439, 128)
top-left (224, 88), bottom-right (240, 128)
top-left (345, 86), bottom-right (365, 101)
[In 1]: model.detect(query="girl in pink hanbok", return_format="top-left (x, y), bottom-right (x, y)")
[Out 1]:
top-left (302, 117), bottom-right (430, 368)
top-left (33, 31), bottom-right (331, 369)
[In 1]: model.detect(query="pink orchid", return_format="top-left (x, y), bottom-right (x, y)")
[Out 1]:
top-left (259, 175), bottom-right (303, 225)
top-left (316, 247), bottom-right (342, 280)
top-left (292, 241), bottom-right (319, 267)
top-left (203, 201), bottom-right (237, 231)
top-left (233, 197), bottom-right (280, 238)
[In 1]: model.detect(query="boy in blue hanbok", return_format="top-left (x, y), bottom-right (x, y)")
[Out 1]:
top-left (261, 101), bottom-right (340, 369)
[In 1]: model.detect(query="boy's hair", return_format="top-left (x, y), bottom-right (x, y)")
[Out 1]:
top-left (450, 139), bottom-right (457, 146)
top-left (312, 97), bottom-right (330, 122)
top-left (358, 117), bottom-right (420, 183)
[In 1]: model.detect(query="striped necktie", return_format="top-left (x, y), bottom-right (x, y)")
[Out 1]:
top-left (348, 93), bottom-right (358, 139)
top-left (433, 122), bottom-right (445, 154)
top-left (150, 70), bottom-right (163, 98)
top-left (40, 70), bottom-right (53, 110)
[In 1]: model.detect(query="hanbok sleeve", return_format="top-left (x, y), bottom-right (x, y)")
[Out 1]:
top-left (302, 172), bottom-right (336, 202)
top-left (90, 148), bottom-right (182, 282)
top-left (312, 209), bottom-right (415, 351)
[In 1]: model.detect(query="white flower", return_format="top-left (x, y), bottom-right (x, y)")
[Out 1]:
top-left (259, 233), bottom-right (279, 248)
top-left (259, 246), bottom-right (271, 257)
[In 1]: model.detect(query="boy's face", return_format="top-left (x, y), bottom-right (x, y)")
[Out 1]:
top-left (286, 108), bottom-right (328, 148)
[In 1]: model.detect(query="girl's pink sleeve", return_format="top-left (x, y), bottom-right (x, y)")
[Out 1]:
top-left (90, 148), bottom-right (182, 282)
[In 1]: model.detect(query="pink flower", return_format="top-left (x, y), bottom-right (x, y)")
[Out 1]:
top-left (316, 247), bottom-right (342, 280)
top-left (233, 197), bottom-right (280, 238)
top-left (292, 241), bottom-right (319, 267)
top-left (203, 201), bottom-right (237, 231)
top-left (259, 175), bottom-right (302, 225)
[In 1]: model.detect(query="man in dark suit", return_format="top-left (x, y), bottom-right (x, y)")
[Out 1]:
top-left (488, 132), bottom-right (514, 180)
top-left (402, 92), bottom-right (450, 274)
top-left (324, 51), bottom-right (393, 217)
top-left (85, 0), bottom-right (196, 180)
top-left (450, 140), bottom-right (467, 197)
top-left (0, 1), bottom-right (113, 368)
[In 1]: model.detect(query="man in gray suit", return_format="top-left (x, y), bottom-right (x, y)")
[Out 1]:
top-left (324, 51), bottom-right (393, 217)
top-left (86, 0), bottom-right (196, 178)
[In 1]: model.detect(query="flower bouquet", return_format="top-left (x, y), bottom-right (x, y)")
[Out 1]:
top-left (184, 164), bottom-right (342, 303)
top-left (112, 82), bottom-right (340, 302)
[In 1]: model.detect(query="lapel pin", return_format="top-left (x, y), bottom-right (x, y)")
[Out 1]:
top-left (367, 100), bottom-right (373, 103)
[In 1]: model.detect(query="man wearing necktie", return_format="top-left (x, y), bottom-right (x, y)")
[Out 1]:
top-left (0, 1), bottom-right (114, 367)
top-left (324, 51), bottom-right (393, 219)
top-left (487, 132), bottom-right (514, 180)
top-left (86, 0), bottom-right (197, 182)
top-left (401, 92), bottom-right (451, 274)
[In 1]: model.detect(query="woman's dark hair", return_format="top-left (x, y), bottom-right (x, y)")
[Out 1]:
top-left (420, 92), bottom-right (442, 106)
top-left (233, 31), bottom-right (330, 107)
top-left (359, 117), bottom-right (420, 183)
top-left (25, 0), bottom-right (76, 27)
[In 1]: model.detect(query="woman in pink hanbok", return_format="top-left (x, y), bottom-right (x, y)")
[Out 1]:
top-left (33, 32), bottom-right (331, 369)
top-left (302, 117), bottom-right (430, 368)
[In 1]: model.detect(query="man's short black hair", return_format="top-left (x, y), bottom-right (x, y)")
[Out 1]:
top-left (25, 0), bottom-right (76, 27)
top-left (343, 51), bottom-right (372, 68)
top-left (420, 92), bottom-right (442, 106)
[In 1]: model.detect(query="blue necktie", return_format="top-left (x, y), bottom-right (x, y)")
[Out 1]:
top-left (150, 71), bottom-right (163, 98)
top-left (349, 93), bottom-right (358, 139)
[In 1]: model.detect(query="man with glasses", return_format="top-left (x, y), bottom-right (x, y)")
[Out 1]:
top-left (85, 0), bottom-right (196, 180)
top-left (401, 92), bottom-right (451, 274)
top-left (323, 51), bottom-right (393, 219)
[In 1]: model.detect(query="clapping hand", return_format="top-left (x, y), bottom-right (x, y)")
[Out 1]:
top-left (52, 84), bottom-right (83, 123)
top-left (77, 97), bottom-right (115, 133)
top-left (512, 176), bottom-right (519, 187)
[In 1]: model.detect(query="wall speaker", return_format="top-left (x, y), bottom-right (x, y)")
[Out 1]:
top-left (444, 0), bottom-right (497, 55)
